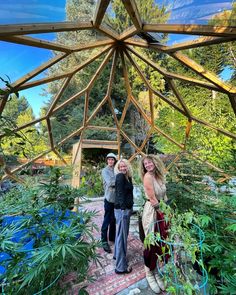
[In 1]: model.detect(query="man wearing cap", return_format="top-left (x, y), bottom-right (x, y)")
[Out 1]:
top-left (101, 153), bottom-right (117, 253)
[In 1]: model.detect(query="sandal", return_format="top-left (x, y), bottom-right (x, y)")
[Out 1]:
top-left (115, 266), bottom-right (132, 274)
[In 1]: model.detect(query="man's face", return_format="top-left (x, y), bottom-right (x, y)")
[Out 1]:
top-left (107, 157), bottom-right (115, 167)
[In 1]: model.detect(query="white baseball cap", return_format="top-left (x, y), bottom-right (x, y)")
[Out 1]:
top-left (106, 153), bottom-right (117, 160)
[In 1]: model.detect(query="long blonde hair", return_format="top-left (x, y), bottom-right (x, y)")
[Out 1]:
top-left (114, 159), bottom-right (133, 178)
top-left (140, 154), bottom-right (165, 181)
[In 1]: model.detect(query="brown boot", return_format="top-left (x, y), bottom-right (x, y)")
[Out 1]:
top-left (145, 266), bottom-right (161, 294)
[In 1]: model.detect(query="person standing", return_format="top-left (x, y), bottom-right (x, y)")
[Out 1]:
top-left (114, 159), bottom-right (133, 274)
top-left (140, 154), bottom-right (169, 293)
top-left (101, 153), bottom-right (117, 253)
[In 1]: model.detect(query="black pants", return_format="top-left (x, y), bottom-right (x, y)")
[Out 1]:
top-left (101, 199), bottom-right (116, 243)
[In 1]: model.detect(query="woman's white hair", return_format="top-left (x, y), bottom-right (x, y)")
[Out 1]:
top-left (114, 159), bottom-right (133, 178)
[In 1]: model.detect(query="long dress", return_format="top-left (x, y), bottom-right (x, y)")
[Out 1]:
top-left (142, 174), bottom-right (169, 271)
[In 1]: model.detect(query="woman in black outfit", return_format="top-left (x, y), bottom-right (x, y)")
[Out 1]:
top-left (114, 159), bottom-right (133, 274)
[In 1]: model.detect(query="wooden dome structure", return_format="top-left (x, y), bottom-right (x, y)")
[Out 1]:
top-left (0, 0), bottom-right (235, 183)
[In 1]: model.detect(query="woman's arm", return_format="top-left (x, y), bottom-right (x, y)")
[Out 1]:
top-left (143, 173), bottom-right (159, 208)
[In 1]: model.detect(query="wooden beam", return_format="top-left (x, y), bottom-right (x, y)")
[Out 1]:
top-left (143, 24), bottom-right (236, 38)
top-left (191, 116), bottom-right (236, 140)
top-left (0, 116), bottom-right (46, 139)
top-left (121, 0), bottom-right (142, 30)
top-left (0, 93), bottom-right (9, 115)
top-left (10, 53), bottom-right (68, 89)
top-left (228, 93), bottom-right (236, 116)
top-left (17, 45), bottom-right (113, 91)
top-left (119, 50), bottom-right (132, 127)
top-left (58, 126), bottom-right (84, 146)
top-left (72, 138), bottom-right (82, 187)
top-left (46, 76), bottom-right (72, 116)
top-left (0, 35), bottom-right (72, 53)
top-left (72, 39), bottom-right (115, 52)
top-left (86, 125), bottom-right (117, 131)
top-left (126, 45), bottom-right (225, 93)
top-left (52, 89), bottom-right (86, 114)
top-left (130, 95), bottom-right (152, 125)
top-left (97, 24), bottom-right (120, 40)
top-left (184, 119), bottom-right (192, 147)
top-left (83, 90), bottom-right (90, 126)
top-left (171, 51), bottom-right (236, 94)
top-left (164, 36), bottom-right (236, 53)
top-left (86, 96), bottom-right (108, 125)
top-left (93, 0), bottom-right (110, 27)
top-left (167, 79), bottom-right (192, 118)
top-left (0, 21), bottom-right (93, 37)
top-left (46, 118), bottom-right (54, 149)
top-left (153, 125), bottom-right (184, 149)
top-left (120, 130), bottom-right (145, 156)
top-left (53, 149), bottom-right (68, 165)
top-left (119, 26), bottom-right (138, 41)
top-left (9, 148), bottom-right (53, 174)
top-left (107, 50), bottom-right (118, 96)
top-left (87, 48), bottom-right (115, 90)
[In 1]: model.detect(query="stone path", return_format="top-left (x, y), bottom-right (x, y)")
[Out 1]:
top-left (70, 199), bottom-right (164, 295)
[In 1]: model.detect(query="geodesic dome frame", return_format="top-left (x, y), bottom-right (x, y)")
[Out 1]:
top-left (0, 0), bottom-right (236, 182)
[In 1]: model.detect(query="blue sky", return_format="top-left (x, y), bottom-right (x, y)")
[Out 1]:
top-left (0, 0), bottom-right (234, 117)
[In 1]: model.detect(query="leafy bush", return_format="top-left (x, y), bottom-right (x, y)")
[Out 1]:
top-left (0, 168), bottom-right (100, 294)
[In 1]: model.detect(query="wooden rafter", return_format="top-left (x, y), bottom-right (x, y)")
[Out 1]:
top-left (119, 26), bottom-right (138, 41)
top-left (53, 149), bottom-right (68, 165)
top-left (17, 45), bottom-right (113, 91)
top-left (46, 76), bottom-right (73, 116)
top-left (53, 89), bottom-right (86, 114)
top-left (120, 130), bottom-right (145, 156)
top-left (170, 51), bottom-right (236, 94)
top-left (11, 53), bottom-right (68, 89)
top-left (119, 49), bottom-right (132, 127)
top-left (58, 126), bottom-right (84, 146)
top-left (83, 90), bottom-right (90, 126)
top-left (164, 36), bottom-right (236, 53)
top-left (0, 93), bottom-right (10, 115)
top-left (0, 21), bottom-right (93, 37)
top-left (191, 116), bottom-right (236, 140)
top-left (86, 125), bottom-right (117, 131)
top-left (107, 49), bottom-right (118, 96)
top-left (0, 116), bottom-right (46, 139)
top-left (93, 0), bottom-right (110, 27)
top-left (87, 48), bottom-right (115, 90)
top-left (46, 118), bottom-right (54, 149)
top-left (72, 39), bottom-right (115, 52)
top-left (184, 119), bottom-right (192, 147)
top-left (9, 148), bottom-right (53, 175)
top-left (126, 45), bottom-right (225, 93)
top-left (0, 35), bottom-right (72, 53)
top-left (166, 79), bottom-right (192, 118)
top-left (121, 0), bottom-right (142, 30)
top-left (96, 24), bottom-right (120, 40)
top-left (86, 96), bottom-right (108, 125)
top-left (228, 93), bottom-right (236, 115)
top-left (143, 24), bottom-right (236, 38)
top-left (124, 48), bottom-right (187, 116)
top-left (153, 125), bottom-right (184, 149)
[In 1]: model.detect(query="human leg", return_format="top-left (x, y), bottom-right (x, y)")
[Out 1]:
top-left (108, 204), bottom-right (116, 242)
top-left (101, 199), bottom-right (113, 252)
top-left (114, 209), bottom-right (131, 273)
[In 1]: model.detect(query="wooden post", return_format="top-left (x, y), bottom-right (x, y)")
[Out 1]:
top-left (71, 141), bottom-right (82, 188)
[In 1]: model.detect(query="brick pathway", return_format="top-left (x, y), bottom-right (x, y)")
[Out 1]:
top-left (75, 200), bottom-right (146, 295)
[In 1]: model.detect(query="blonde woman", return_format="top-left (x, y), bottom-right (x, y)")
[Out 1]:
top-left (114, 159), bottom-right (134, 274)
top-left (140, 154), bottom-right (169, 293)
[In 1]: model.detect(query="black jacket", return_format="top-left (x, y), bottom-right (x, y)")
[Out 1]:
top-left (114, 173), bottom-right (133, 210)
